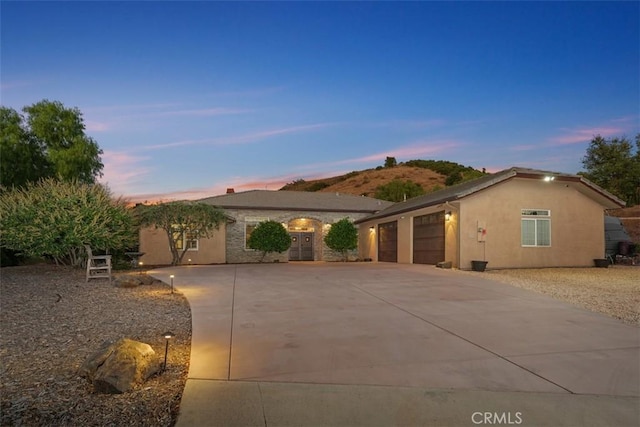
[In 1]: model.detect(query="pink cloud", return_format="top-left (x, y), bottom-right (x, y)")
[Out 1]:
top-left (99, 151), bottom-right (152, 198)
top-left (85, 120), bottom-right (109, 132)
top-left (549, 126), bottom-right (625, 145)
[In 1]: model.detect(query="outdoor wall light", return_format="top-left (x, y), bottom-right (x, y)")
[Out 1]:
top-left (369, 226), bottom-right (375, 231)
top-left (170, 274), bottom-right (175, 294)
top-left (161, 331), bottom-right (175, 373)
top-left (445, 211), bottom-right (452, 221)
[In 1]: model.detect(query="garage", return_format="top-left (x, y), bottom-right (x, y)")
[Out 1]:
top-left (378, 221), bottom-right (398, 262)
top-left (413, 212), bottom-right (445, 264)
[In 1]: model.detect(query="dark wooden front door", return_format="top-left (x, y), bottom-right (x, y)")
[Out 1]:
top-left (289, 232), bottom-right (314, 261)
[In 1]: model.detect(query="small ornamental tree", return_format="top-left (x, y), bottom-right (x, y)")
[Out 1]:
top-left (324, 218), bottom-right (358, 261)
top-left (247, 220), bottom-right (291, 262)
top-left (0, 178), bottom-right (135, 266)
top-left (137, 202), bottom-right (226, 265)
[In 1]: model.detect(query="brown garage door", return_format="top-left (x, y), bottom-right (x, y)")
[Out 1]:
top-left (413, 212), bottom-right (445, 264)
top-left (378, 221), bottom-right (398, 262)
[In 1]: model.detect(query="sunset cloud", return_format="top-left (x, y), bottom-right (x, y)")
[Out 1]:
top-left (549, 126), bottom-right (625, 145)
top-left (100, 151), bottom-right (152, 198)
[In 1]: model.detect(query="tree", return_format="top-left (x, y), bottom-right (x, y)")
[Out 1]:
top-left (580, 134), bottom-right (640, 205)
top-left (138, 202), bottom-right (226, 265)
top-left (374, 179), bottom-right (425, 202)
top-left (384, 156), bottom-right (397, 168)
top-left (247, 220), bottom-right (291, 262)
top-left (0, 100), bottom-right (103, 188)
top-left (324, 218), bottom-right (358, 261)
top-left (0, 179), bottom-right (136, 266)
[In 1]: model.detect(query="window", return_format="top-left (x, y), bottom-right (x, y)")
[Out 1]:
top-left (244, 217), bottom-right (269, 249)
top-left (521, 209), bottom-right (550, 247)
top-left (172, 226), bottom-right (199, 251)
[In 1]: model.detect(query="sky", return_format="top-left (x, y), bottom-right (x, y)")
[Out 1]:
top-left (1, 1), bottom-right (638, 202)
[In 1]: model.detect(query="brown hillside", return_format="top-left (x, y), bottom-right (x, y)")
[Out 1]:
top-left (282, 166), bottom-right (447, 197)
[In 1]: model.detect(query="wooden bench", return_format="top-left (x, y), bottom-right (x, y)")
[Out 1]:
top-left (85, 245), bottom-right (112, 283)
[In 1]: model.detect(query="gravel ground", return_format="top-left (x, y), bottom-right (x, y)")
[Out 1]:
top-left (0, 264), bottom-right (191, 426)
top-left (475, 265), bottom-right (640, 325)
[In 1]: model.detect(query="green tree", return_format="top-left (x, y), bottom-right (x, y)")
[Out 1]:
top-left (374, 179), bottom-right (425, 202)
top-left (247, 220), bottom-right (291, 262)
top-left (384, 156), bottom-right (397, 168)
top-left (0, 100), bottom-right (103, 188)
top-left (0, 179), bottom-right (135, 266)
top-left (580, 134), bottom-right (640, 205)
top-left (138, 202), bottom-right (227, 265)
top-left (324, 218), bottom-right (358, 261)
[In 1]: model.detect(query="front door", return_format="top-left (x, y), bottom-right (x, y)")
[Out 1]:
top-left (289, 232), bottom-right (314, 261)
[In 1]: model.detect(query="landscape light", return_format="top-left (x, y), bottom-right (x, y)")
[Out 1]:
top-left (170, 274), bottom-right (175, 294)
top-left (161, 331), bottom-right (175, 373)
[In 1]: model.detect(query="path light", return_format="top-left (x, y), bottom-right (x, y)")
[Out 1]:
top-left (170, 274), bottom-right (175, 294)
top-left (161, 331), bottom-right (175, 373)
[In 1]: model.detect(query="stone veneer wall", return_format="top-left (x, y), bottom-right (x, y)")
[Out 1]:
top-left (224, 208), bottom-right (372, 263)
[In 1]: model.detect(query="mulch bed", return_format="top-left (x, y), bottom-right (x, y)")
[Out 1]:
top-left (0, 264), bottom-right (191, 426)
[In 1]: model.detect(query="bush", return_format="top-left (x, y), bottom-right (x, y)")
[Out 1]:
top-left (324, 218), bottom-right (358, 261)
top-left (0, 178), bottom-right (136, 266)
top-left (247, 220), bottom-right (291, 262)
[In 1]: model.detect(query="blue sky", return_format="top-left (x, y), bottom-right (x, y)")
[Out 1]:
top-left (2, 1), bottom-right (638, 202)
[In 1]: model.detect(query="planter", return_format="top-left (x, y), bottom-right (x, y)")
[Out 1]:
top-left (471, 260), bottom-right (488, 272)
top-left (593, 258), bottom-right (610, 268)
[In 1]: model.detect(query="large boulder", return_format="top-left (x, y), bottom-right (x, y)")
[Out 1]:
top-left (79, 338), bottom-right (161, 394)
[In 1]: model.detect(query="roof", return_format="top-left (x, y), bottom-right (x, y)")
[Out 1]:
top-left (355, 167), bottom-right (626, 223)
top-left (197, 190), bottom-right (393, 213)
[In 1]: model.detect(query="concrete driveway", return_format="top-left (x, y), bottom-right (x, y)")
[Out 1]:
top-left (150, 263), bottom-right (639, 426)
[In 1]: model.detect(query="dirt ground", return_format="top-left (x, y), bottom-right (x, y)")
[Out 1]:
top-left (0, 265), bottom-right (191, 426)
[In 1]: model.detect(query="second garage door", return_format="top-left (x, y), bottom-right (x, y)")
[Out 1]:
top-left (378, 221), bottom-right (398, 262)
top-left (413, 212), bottom-right (445, 264)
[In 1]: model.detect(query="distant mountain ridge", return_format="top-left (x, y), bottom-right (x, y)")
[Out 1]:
top-left (279, 160), bottom-right (486, 199)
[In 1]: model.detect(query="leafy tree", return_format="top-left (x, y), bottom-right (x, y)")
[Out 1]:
top-left (384, 156), bottom-right (397, 168)
top-left (247, 220), bottom-right (291, 262)
top-left (0, 178), bottom-right (135, 266)
top-left (580, 134), bottom-right (640, 205)
top-left (0, 100), bottom-right (103, 188)
top-left (138, 202), bottom-right (226, 265)
top-left (374, 179), bottom-right (425, 202)
top-left (324, 218), bottom-right (358, 261)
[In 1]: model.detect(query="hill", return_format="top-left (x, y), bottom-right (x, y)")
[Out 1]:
top-left (279, 160), bottom-right (485, 199)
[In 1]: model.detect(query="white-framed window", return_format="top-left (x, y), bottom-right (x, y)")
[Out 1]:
top-left (173, 226), bottom-right (199, 251)
top-left (521, 209), bottom-right (551, 247)
top-left (244, 217), bottom-right (269, 249)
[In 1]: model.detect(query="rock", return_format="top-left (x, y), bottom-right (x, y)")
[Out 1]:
top-left (79, 338), bottom-right (161, 394)
top-left (113, 274), bottom-right (160, 287)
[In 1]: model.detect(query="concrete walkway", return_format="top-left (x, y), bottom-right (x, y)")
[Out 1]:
top-left (149, 263), bottom-right (640, 426)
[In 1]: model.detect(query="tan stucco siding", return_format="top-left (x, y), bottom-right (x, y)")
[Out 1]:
top-left (458, 178), bottom-right (605, 269)
top-left (139, 226), bottom-right (226, 266)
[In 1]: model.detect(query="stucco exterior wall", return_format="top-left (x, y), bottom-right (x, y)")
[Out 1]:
top-left (139, 226), bottom-right (226, 266)
top-left (458, 177), bottom-right (606, 269)
top-left (358, 177), bottom-right (608, 269)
